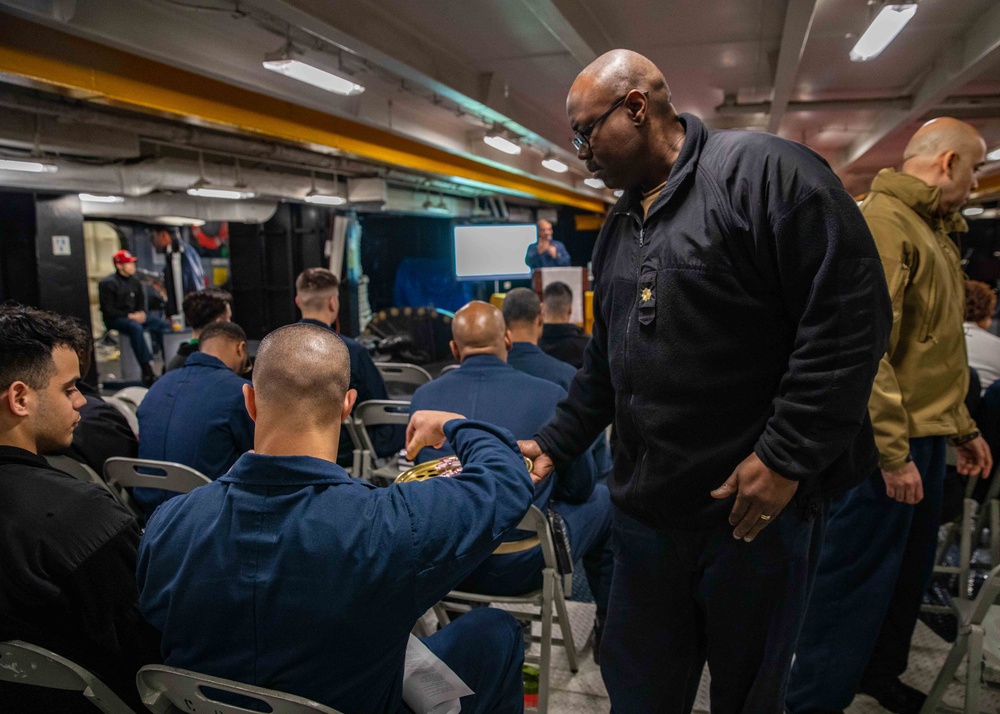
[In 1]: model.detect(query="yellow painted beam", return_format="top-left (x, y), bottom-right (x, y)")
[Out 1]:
top-left (0, 15), bottom-right (607, 213)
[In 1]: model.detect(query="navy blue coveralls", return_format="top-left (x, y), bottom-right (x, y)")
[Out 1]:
top-left (409, 354), bottom-right (613, 614)
top-left (134, 352), bottom-right (254, 516)
top-left (138, 419), bottom-right (531, 714)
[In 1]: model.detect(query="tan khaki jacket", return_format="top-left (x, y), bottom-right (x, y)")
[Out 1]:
top-left (863, 169), bottom-right (977, 471)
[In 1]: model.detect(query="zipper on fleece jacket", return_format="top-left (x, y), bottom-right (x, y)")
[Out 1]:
top-left (618, 210), bottom-right (651, 508)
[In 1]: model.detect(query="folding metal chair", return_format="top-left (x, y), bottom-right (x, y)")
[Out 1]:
top-left (102, 396), bottom-right (140, 438)
top-left (375, 362), bottom-right (432, 398)
top-left (921, 561), bottom-right (1000, 713)
top-left (0, 640), bottom-right (136, 714)
top-left (136, 665), bottom-right (342, 713)
top-left (434, 505), bottom-right (579, 714)
top-left (437, 363), bottom-right (460, 376)
top-left (45, 455), bottom-right (128, 506)
top-left (112, 387), bottom-right (149, 411)
top-left (349, 399), bottom-right (411, 484)
top-left (103, 457), bottom-right (212, 518)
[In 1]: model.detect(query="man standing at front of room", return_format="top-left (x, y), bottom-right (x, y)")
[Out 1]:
top-left (519, 49), bottom-right (891, 712)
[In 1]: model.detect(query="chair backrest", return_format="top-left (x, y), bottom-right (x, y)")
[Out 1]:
top-left (350, 401), bottom-right (410, 480)
top-left (104, 457), bottom-right (211, 494)
top-left (0, 640), bottom-right (136, 714)
top-left (375, 362), bottom-right (432, 388)
top-left (136, 665), bottom-right (343, 714)
top-left (112, 386), bottom-right (149, 411)
top-left (102, 396), bottom-right (140, 438)
top-left (45, 455), bottom-right (127, 504)
top-left (437, 363), bottom-right (460, 376)
top-left (514, 505), bottom-right (560, 571)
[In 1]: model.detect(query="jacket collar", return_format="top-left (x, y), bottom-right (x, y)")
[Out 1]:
top-left (219, 452), bottom-right (369, 488)
top-left (869, 168), bottom-right (968, 234)
top-left (458, 354), bottom-right (510, 370)
top-left (619, 113), bottom-right (706, 223)
top-left (183, 352), bottom-right (231, 371)
top-left (0, 445), bottom-right (51, 470)
top-left (542, 323), bottom-right (583, 337)
top-left (299, 318), bottom-right (334, 331)
top-left (509, 342), bottom-right (544, 356)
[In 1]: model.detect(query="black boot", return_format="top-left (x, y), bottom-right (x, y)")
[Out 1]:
top-left (141, 362), bottom-right (157, 387)
top-left (591, 611), bottom-right (605, 665)
top-left (857, 676), bottom-right (926, 714)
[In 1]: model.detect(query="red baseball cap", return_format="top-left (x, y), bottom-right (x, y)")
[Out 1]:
top-left (112, 249), bottom-right (137, 265)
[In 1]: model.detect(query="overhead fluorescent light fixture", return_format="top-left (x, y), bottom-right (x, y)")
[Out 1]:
top-left (584, 178), bottom-right (606, 189)
top-left (850, 3), bottom-right (917, 62)
top-left (187, 180), bottom-right (256, 200)
top-left (304, 193), bottom-right (346, 206)
top-left (542, 157), bottom-right (569, 173)
top-left (484, 130), bottom-right (522, 156)
top-left (0, 158), bottom-right (57, 173)
top-left (987, 147), bottom-right (1000, 161)
top-left (263, 57), bottom-right (365, 96)
top-left (79, 193), bottom-right (124, 204)
top-left (154, 216), bottom-right (207, 227)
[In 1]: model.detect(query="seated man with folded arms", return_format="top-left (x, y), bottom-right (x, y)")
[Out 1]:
top-left (53, 320), bottom-right (138, 473)
top-left (410, 301), bottom-right (614, 660)
top-left (165, 288), bottom-right (233, 372)
top-left (503, 287), bottom-right (612, 481)
top-left (138, 323), bottom-right (530, 713)
top-left (134, 320), bottom-right (253, 516)
top-left (0, 304), bottom-right (159, 714)
top-left (294, 267), bottom-right (402, 467)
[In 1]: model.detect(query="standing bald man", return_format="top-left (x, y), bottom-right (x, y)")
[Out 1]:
top-left (519, 50), bottom-right (891, 712)
top-left (788, 119), bottom-right (991, 714)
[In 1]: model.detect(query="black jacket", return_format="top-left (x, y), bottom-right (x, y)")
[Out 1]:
top-left (98, 271), bottom-right (147, 324)
top-left (165, 339), bottom-right (199, 373)
top-left (536, 114), bottom-right (892, 529)
top-left (539, 323), bottom-right (590, 369)
top-left (0, 447), bottom-right (160, 712)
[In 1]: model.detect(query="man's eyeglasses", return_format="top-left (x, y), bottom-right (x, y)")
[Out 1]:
top-left (572, 91), bottom-right (647, 152)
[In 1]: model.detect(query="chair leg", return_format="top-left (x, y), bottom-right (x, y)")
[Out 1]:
top-left (966, 625), bottom-right (984, 714)
top-left (433, 603), bottom-right (451, 627)
top-left (920, 635), bottom-right (968, 714)
top-left (990, 500), bottom-right (1000, 568)
top-left (959, 499), bottom-right (977, 601)
top-left (552, 580), bottom-right (579, 674)
top-left (537, 570), bottom-right (555, 714)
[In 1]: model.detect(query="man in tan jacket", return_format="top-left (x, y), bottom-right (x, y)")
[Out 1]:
top-left (788, 118), bottom-right (991, 714)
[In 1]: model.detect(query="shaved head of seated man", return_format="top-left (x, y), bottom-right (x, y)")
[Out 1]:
top-left (410, 300), bottom-right (614, 661)
top-left (294, 266), bottom-right (401, 466)
top-left (138, 322), bottom-right (533, 714)
top-left (0, 304), bottom-right (159, 714)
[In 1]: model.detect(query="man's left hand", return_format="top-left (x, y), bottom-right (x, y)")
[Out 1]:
top-left (957, 436), bottom-right (993, 478)
top-left (711, 453), bottom-right (799, 542)
top-left (546, 244), bottom-right (558, 258)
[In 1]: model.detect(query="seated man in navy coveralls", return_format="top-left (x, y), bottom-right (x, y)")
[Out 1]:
top-left (503, 287), bottom-right (612, 481)
top-left (138, 323), bottom-right (529, 714)
top-left (294, 267), bottom-right (402, 467)
top-left (134, 321), bottom-right (253, 516)
top-left (409, 301), bottom-right (613, 659)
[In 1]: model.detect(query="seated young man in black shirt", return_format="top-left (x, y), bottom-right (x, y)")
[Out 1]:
top-left (165, 288), bottom-right (233, 372)
top-left (0, 304), bottom-right (159, 713)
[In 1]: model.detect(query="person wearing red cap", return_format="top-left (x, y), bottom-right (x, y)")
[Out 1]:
top-left (98, 250), bottom-right (171, 386)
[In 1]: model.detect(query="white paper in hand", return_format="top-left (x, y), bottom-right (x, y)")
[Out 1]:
top-left (402, 634), bottom-right (474, 714)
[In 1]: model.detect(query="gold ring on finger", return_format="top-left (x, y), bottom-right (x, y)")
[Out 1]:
top-left (759, 514), bottom-right (773, 521)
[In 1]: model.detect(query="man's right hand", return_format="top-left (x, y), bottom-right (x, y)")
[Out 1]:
top-left (517, 439), bottom-right (554, 484)
top-left (405, 410), bottom-right (465, 461)
top-left (882, 461), bottom-right (923, 504)
top-left (128, 311), bottom-right (147, 323)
